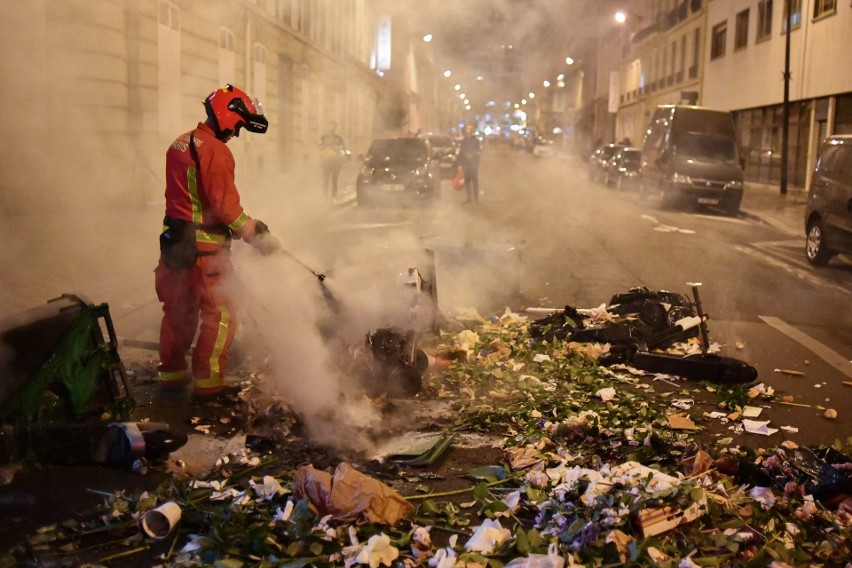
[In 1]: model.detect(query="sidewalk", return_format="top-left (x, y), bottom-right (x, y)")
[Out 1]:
top-left (739, 182), bottom-right (807, 238)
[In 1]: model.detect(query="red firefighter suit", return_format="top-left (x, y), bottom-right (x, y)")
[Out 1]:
top-left (155, 121), bottom-right (252, 395)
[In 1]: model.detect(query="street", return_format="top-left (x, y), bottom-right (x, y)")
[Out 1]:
top-left (324, 144), bottom-right (852, 447)
top-left (2, 144), bottom-right (851, 566)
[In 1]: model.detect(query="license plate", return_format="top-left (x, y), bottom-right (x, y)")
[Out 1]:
top-left (379, 184), bottom-right (405, 192)
top-left (698, 198), bottom-right (719, 205)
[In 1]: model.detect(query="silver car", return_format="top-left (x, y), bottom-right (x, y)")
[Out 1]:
top-left (805, 135), bottom-right (852, 265)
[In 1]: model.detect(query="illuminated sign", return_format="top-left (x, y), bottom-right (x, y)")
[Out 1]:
top-left (376, 15), bottom-right (391, 70)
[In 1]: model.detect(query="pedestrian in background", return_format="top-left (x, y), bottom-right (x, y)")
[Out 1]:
top-left (457, 124), bottom-right (482, 203)
top-left (156, 84), bottom-right (280, 399)
top-left (318, 121), bottom-right (349, 202)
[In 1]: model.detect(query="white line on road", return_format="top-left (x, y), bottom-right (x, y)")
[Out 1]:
top-left (758, 316), bottom-right (852, 378)
top-left (693, 214), bottom-right (751, 225)
top-left (734, 245), bottom-right (851, 294)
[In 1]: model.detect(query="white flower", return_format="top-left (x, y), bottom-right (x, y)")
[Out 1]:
top-left (251, 475), bottom-right (286, 501)
top-left (498, 490), bottom-right (522, 517)
top-left (465, 518), bottom-right (511, 553)
top-left (429, 535), bottom-right (458, 568)
top-left (272, 500), bottom-right (294, 522)
top-left (748, 486), bottom-right (777, 509)
top-left (348, 533), bottom-right (399, 568)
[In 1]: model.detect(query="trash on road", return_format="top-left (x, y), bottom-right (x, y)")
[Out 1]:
top-left (292, 462), bottom-right (413, 525)
top-left (142, 501), bottom-right (182, 539)
top-left (529, 285), bottom-right (758, 384)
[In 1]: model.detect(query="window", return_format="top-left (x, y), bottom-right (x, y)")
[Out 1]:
top-left (813, 0), bottom-right (836, 19)
top-left (757, 0), bottom-right (772, 40)
top-left (679, 35), bottom-right (686, 80)
top-left (735, 9), bottom-right (749, 49)
top-left (158, 0), bottom-right (179, 30)
top-left (782, 0), bottom-right (801, 31)
top-left (669, 40), bottom-right (676, 83)
top-left (218, 27), bottom-right (234, 51)
top-left (691, 27), bottom-right (700, 75)
top-left (218, 27), bottom-right (235, 86)
top-left (710, 21), bottom-right (727, 59)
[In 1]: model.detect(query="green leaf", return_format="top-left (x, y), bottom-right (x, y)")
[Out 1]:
top-left (467, 465), bottom-right (507, 482)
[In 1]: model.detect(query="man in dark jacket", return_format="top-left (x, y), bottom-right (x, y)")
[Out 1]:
top-left (456, 124), bottom-right (482, 203)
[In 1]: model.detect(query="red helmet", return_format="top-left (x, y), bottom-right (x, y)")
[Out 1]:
top-left (203, 84), bottom-right (268, 138)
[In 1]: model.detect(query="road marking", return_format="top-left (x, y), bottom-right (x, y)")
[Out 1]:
top-left (640, 214), bottom-right (696, 234)
top-left (693, 213), bottom-right (750, 225)
top-left (759, 316), bottom-right (852, 378)
top-left (734, 245), bottom-right (851, 294)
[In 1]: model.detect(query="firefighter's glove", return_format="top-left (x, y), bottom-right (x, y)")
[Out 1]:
top-left (251, 220), bottom-right (281, 256)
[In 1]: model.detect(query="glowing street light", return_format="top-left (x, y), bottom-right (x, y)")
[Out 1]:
top-left (614, 11), bottom-right (627, 23)
top-left (422, 33), bottom-right (433, 42)
top-left (528, 92), bottom-right (536, 99)
top-left (557, 73), bottom-right (565, 81)
top-left (543, 80), bottom-right (551, 88)
top-left (565, 56), bottom-right (575, 65)
top-left (454, 84), bottom-right (461, 91)
top-left (459, 93), bottom-right (465, 100)
top-left (443, 69), bottom-right (452, 78)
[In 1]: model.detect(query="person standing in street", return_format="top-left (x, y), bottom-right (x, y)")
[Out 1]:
top-left (457, 124), bottom-right (482, 203)
top-left (318, 121), bottom-right (349, 202)
top-left (156, 84), bottom-right (280, 399)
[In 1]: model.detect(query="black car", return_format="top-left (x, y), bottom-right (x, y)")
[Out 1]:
top-left (603, 147), bottom-right (642, 190)
top-left (804, 134), bottom-right (852, 265)
top-left (356, 138), bottom-right (440, 206)
top-left (589, 143), bottom-right (626, 183)
top-left (419, 133), bottom-right (458, 179)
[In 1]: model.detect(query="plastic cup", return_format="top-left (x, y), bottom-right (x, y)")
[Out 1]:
top-left (142, 501), bottom-right (182, 539)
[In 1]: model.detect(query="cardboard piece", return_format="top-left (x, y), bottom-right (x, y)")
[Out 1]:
top-left (637, 493), bottom-right (707, 537)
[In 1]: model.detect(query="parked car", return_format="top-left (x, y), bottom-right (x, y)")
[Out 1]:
top-left (804, 134), bottom-right (852, 265)
top-left (418, 132), bottom-right (458, 179)
top-left (603, 147), bottom-right (642, 190)
top-left (589, 143), bottom-right (626, 183)
top-left (639, 105), bottom-right (744, 215)
top-left (356, 137), bottom-right (440, 207)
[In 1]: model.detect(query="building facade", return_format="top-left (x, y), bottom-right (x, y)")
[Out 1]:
top-left (0, 0), bottom-right (453, 212)
top-left (704, 0), bottom-right (852, 189)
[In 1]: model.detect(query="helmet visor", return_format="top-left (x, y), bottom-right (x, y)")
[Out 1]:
top-left (228, 97), bottom-right (269, 134)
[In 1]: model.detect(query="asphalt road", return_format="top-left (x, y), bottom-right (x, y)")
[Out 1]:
top-left (327, 144), bottom-right (852, 448)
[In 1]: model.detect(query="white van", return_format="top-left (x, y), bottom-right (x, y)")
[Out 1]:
top-left (639, 105), bottom-right (744, 215)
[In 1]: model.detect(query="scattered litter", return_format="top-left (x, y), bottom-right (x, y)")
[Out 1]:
top-left (378, 432), bottom-right (454, 466)
top-left (292, 462), bottom-right (413, 526)
top-left (823, 409), bottom-right (838, 420)
top-left (596, 387), bottom-right (616, 402)
top-left (667, 413), bottom-right (697, 430)
top-left (741, 405), bottom-right (763, 418)
top-left (142, 501), bottom-right (181, 539)
top-left (780, 426), bottom-right (799, 433)
top-left (774, 368), bottom-right (805, 377)
top-left (742, 419), bottom-right (778, 436)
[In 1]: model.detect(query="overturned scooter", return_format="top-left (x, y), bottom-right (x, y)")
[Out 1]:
top-left (531, 283), bottom-right (758, 384)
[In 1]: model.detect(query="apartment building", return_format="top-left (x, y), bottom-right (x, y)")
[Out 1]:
top-left (0, 0), bottom-right (451, 212)
top-left (703, 0), bottom-right (852, 188)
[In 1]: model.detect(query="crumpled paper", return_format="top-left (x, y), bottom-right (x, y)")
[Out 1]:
top-left (292, 462), bottom-right (413, 526)
top-left (742, 419), bottom-right (778, 436)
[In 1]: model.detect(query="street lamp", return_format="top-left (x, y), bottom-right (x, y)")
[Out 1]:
top-left (614, 11), bottom-right (627, 23)
top-left (565, 56), bottom-right (574, 65)
top-left (443, 69), bottom-right (452, 78)
top-left (422, 33), bottom-right (433, 43)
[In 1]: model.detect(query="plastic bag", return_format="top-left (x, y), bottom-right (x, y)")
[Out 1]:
top-left (452, 166), bottom-right (465, 190)
top-left (505, 543), bottom-right (564, 568)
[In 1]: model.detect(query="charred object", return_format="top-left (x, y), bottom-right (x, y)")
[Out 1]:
top-left (356, 327), bottom-right (428, 398)
top-left (0, 294), bottom-right (186, 468)
top-left (530, 285), bottom-right (757, 384)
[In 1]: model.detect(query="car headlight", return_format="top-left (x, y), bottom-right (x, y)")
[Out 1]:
top-left (726, 180), bottom-right (743, 190)
top-left (672, 173), bottom-right (691, 185)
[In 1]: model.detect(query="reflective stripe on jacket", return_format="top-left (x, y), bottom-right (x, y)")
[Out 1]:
top-left (163, 122), bottom-right (250, 253)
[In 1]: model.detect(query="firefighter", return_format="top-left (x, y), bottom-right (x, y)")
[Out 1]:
top-left (155, 84), bottom-right (279, 398)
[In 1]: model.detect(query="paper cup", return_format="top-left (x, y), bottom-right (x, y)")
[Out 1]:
top-left (142, 501), bottom-right (182, 539)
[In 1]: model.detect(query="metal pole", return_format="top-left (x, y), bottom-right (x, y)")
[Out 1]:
top-left (780, 0), bottom-right (792, 195)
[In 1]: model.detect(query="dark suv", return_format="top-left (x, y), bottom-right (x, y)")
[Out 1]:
top-left (804, 134), bottom-right (852, 265)
top-left (356, 138), bottom-right (440, 207)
